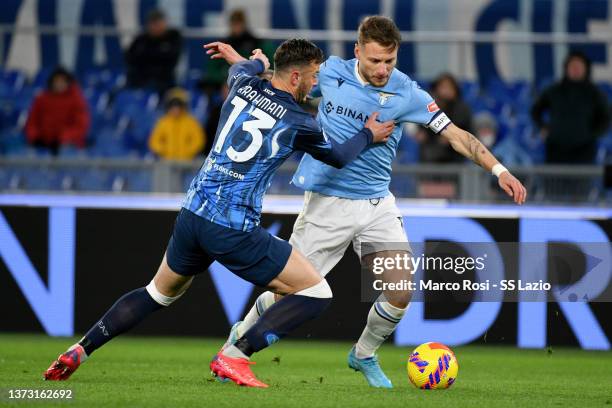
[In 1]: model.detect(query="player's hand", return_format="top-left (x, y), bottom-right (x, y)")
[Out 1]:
top-left (249, 48), bottom-right (271, 71)
top-left (498, 171), bottom-right (527, 205)
top-left (365, 112), bottom-right (395, 143)
top-left (203, 42), bottom-right (247, 65)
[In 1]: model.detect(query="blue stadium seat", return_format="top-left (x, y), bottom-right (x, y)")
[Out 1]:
top-left (88, 126), bottom-right (131, 158)
top-left (0, 70), bottom-right (26, 98)
top-left (83, 88), bottom-right (110, 114)
top-left (113, 89), bottom-right (159, 118)
top-left (17, 168), bottom-right (62, 191)
top-left (0, 167), bottom-right (11, 189)
top-left (32, 68), bottom-right (53, 90)
top-left (80, 68), bottom-right (125, 92)
top-left (58, 145), bottom-right (88, 159)
top-left (0, 128), bottom-right (27, 155)
top-left (123, 110), bottom-right (160, 155)
top-left (0, 106), bottom-right (26, 131)
top-left (396, 128), bottom-right (420, 164)
top-left (72, 169), bottom-right (113, 191)
top-left (461, 80), bottom-right (480, 103)
top-left (598, 82), bottom-right (612, 101)
top-left (111, 170), bottom-right (152, 192)
top-left (190, 92), bottom-right (209, 123)
top-left (181, 69), bottom-right (203, 92)
top-left (596, 131), bottom-right (612, 164)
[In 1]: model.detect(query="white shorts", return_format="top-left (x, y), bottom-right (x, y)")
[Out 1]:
top-left (289, 191), bottom-right (411, 277)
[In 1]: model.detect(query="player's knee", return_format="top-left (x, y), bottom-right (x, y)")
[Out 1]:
top-left (145, 280), bottom-right (186, 306)
top-left (385, 291), bottom-right (411, 309)
top-left (372, 298), bottom-right (409, 324)
top-left (295, 278), bottom-right (333, 299)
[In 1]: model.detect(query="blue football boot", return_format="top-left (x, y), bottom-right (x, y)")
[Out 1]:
top-left (348, 345), bottom-right (393, 388)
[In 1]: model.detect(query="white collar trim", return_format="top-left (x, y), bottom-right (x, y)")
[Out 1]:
top-left (354, 60), bottom-right (368, 86)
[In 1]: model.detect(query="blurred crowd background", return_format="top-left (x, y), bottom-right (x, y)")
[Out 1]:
top-left (0, 0), bottom-right (611, 203)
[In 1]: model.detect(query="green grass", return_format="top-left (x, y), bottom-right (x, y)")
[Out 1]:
top-left (0, 334), bottom-right (611, 407)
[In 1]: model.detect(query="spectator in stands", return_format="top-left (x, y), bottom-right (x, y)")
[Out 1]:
top-left (414, 73), bottom-right (473, 162)
top-left (125, 9), bottom-right (182, 93)
top-left (201, 9), bottom-right (273, 91)
top-left (24, 67), bottom-right (90, 155)
top-left (473, 111), bottom-right (498, 148)
top-left (149, 88), bottom-right (206, 161)
top-left (531, 50), bottom-right (610, 164)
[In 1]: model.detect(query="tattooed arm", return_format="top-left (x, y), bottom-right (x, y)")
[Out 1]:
top-left (440, 123), bottom-right (527, 204)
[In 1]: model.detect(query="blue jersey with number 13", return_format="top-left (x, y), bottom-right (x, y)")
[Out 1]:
top-left (183, 60), bottom-right (372, 232)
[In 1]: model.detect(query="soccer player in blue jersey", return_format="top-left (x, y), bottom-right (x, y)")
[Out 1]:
top-left (229, 16), bottom-right (527, 388)
top-left (43, 39), bottom-right (395, 388)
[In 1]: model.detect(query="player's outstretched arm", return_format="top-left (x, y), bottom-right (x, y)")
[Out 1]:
top-left (204, 42), bottom-right (270, 87)
top-left (440, 123), bottom-right (527, 205)
top-left (295, 112), bottom-right (394, 169)
top-left (204, 42), bottom-right (270, 69)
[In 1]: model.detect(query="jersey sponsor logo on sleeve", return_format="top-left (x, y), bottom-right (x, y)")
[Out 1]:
top-left (427, 101), bottom-right (439, 113)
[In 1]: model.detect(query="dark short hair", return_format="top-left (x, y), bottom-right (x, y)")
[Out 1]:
top-left (229, 9), bottom-right (246, 24)
top-left (273, 39), bottom-right (324, 72)
top-left (431, 73), bottom-right (461, 98)
top-left (46, 66), bottom-right (74, 89)
top-left (564, 50), bottom-right (591, 80)
top-left (358, 16), bottom-right (401, 50)
top-left (147, 9), bottom-right (166, 23)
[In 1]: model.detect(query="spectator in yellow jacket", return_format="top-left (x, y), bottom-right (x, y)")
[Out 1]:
top-left (149, 88), bottom-right (206, 161)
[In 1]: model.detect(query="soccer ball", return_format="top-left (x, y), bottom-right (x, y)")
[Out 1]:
top-left (407, 342), bottom-right (458, 389)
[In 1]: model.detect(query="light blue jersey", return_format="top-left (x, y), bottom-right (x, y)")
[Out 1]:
top-left (292, 56), bottom-right (451, 199)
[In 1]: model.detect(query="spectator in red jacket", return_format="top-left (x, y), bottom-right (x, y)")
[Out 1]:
top-left (25, 67), bottom-right (90, 155)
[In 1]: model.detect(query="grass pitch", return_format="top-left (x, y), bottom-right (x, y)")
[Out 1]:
top-left (0, 334), bottom-right (610, 407)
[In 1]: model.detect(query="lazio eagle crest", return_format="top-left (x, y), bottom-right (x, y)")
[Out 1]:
top-left (378, 92), bottom-right (394, 106)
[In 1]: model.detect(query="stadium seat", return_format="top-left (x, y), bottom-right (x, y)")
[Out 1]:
top-left (80, 68), bottom-right (125, 92)
top-left (89, 126), bottom-right (131, 158)
top-left (71, 168), bottom-right (113, 191)
top-left (396, 129), bottom-right (420, 164)
top-left (31, 67), bottom-right (56, 90)
top-left (181, 69), bottom-right (203, 92)
top-left (460, 80), bottom-right (480, 102)
top-left (596, 131), bottom-right (612, 164)
top-left (190, 92), bottom-right (209, 124)
top-left (111, 170), bottom-right (152, 192)
top-left (0, 70), bottom-right (26, 98)
top-left (122, 110), bottom-right (160, 155)
top-left (0, 128), bottom-right (27, 155)
top-left (14, 168), bottom-right (63, 191)
top-left (83, 88), bottom-right (110, 114)
top-left (113, 89), bottom-right (160, 117)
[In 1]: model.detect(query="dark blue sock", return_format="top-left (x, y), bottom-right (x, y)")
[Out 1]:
top-left (79, 287), bottom-right (163, 355)
top-left (235, 294), bottom-right (331, 356)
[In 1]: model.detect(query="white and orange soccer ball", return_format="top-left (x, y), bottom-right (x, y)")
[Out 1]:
top-left (407, 342), bottom-right (459, 389)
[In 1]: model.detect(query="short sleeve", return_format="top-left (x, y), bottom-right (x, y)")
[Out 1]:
top-left (227, 60), bottom-right (265, 88)
top-left (398, 81), bottom-right (452, 134)
top-left (397, 82), bottom-right (438, 125)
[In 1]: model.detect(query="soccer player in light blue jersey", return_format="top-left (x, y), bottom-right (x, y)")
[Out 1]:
top-left (231, 16), bottom-right (527, 388)
top-left (43, 39), bottom-right (395, 388)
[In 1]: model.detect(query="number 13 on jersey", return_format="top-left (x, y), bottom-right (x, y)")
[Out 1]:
top-left (213, 96), bottom-right (277, 163)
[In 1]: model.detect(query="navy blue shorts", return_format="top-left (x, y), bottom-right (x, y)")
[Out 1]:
top-left (166, 208), bottom-right (292, 287)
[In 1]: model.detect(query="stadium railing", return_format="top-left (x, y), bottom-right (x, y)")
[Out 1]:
top-left (0, 157), bottom-right (607, 204)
